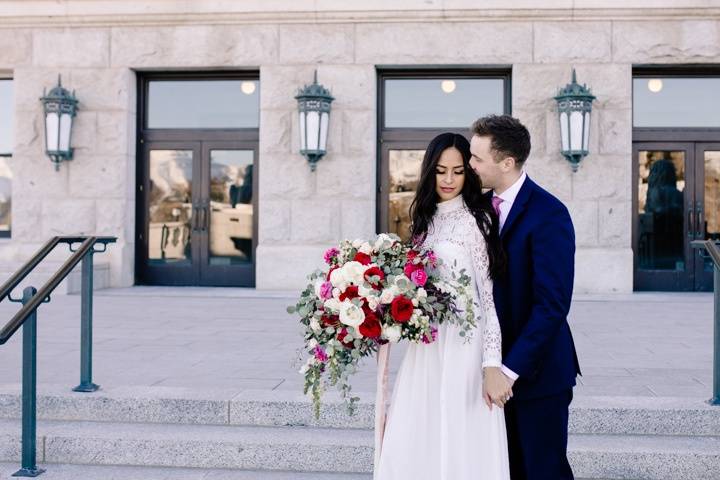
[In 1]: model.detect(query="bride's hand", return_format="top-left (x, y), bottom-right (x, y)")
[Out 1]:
top-left (483, 367), bottom-right (513, 410)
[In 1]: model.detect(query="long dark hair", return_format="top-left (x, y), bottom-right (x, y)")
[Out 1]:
top-left (409, 132), bottom-right (506, 281)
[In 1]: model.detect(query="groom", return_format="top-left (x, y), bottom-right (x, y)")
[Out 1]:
top-left (469, 115), bottom-right (581, 480)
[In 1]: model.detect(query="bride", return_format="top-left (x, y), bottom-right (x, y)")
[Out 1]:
top-left (374, 132), bottom-right (510, 480)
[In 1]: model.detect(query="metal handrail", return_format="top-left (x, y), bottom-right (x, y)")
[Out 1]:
top-left (0, 236), bottom-right (115, 345)
top-left (692, 239), bottom-right (720, 406)
top-left (0, 235), bottom-right (116, 477)
top-left (0, 237), bottom-right (61, 304)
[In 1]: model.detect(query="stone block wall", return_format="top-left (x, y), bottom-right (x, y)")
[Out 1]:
top-left (0, 2), bottom-right (717, 293)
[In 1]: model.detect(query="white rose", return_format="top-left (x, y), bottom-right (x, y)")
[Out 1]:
top-left (380, 289), bottom-right (395, 304)
top-left (358, 284), bottom-right (374, 299)
top-left (332, 287), bottom-right (341, 299)
top-left (343, 261), bottom-right (366, 286)
top-left (417, 288), bottom-right (427, 301)
top-left (374, 233), bottom-right (393, 250)
top-left (352, 239), bottom-right (364, 249)
top-left (339, 301), bottom-right (365, 328)
top-left (308, 338), bottom-right (318, 349)
top-left (382, 324), bottom-right (402, 343)
top-left (359, 242), bottom-right (373, 255)
top-left (310, 318), bottom-right (321, 333)
top-left (367, 296), bottom-right (380, 311)
top-left (329, 268), bottom-right (345, 288)
top-left (324, 298), bottom-right (342, 313)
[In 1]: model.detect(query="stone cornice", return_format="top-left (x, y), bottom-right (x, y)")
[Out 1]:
top-left (1, 2), bottom-right (720, 28)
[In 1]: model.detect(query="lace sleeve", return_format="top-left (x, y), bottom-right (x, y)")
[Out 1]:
top-left (466, 215), bottom-right (502, 368)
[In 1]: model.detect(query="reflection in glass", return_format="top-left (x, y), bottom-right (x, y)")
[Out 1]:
top-left (0, 80), bottom-right (13, 154)
top-left (209, 150), bottom-right (254, 265)
top-left (0, 157), bottom-right (11, 233)
top-left (384, 79), bottom-right (504, 128)
top-left (704, 151), bottom-right (720, 272)
top-left (633, 77), bottom-right (720, 127)
top-left (389, 150), bottom-right (425, 243)
top-left (637, 151), bottom-right (686, 270)
top-left (148, 150), bottom-right (193, 264)
top-left (147, 80), bottom-right (259, 129)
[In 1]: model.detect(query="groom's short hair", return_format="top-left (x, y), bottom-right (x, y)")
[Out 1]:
top-left (471, 115), bottom-right (531, 166)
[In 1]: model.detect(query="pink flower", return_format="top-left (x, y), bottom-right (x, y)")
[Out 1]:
top-left (422, 326), bottom-right (438, 344)
top-left (313, 346), bottom-right (329, 363)
top-left (323, 247), bottom-right (340, 265)
top-left (404, 262), bottom-right (421, 277)
top-left (319, 281), bottom-right (333, 300)
top-left (410, 268), bottom-right (427, 287)
top-left (426, 251), bottom-right (438, 267)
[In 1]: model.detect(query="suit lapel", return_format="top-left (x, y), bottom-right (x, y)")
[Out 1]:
top-left (500, 176), bottom-right (534, 239)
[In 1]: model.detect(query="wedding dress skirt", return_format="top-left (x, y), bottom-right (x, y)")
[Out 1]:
top-left (374, 195), bottom-right (510, 480)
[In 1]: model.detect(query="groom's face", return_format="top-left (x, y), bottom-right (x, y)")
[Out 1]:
top-left (469, 134), bottom-right (504, 191)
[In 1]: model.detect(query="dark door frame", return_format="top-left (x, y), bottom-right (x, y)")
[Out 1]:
top-left (135, 71), bottom-right (259, 287)
top-left (375, 67), bottom-right (512, 234)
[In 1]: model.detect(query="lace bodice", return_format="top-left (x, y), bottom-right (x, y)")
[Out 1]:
top-left (422, 195), bottom-right (502, 368)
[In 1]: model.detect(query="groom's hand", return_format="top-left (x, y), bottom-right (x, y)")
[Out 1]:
top-left (483, 367), bottom-right (513, 409)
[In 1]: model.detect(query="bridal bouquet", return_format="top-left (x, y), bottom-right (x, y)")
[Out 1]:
top-left (288, 233), bottom-right (476, 418)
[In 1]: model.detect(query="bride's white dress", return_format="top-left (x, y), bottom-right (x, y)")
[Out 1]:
top-left (375, 194), bottom-right (510, 480)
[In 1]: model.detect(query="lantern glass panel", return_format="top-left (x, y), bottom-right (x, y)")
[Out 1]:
top-left (582, 111), bottom-right (591, 151)
top-left (46, 111), bottom-right (60, 151)
top-left (570, 111), bottom-right (583, 151)
top-left (319, 112), bottom-right (329, 151)
top-left (299, 112), bottom-right (307, 150)
top-left (306, 111), bottom-right (320, 151)
top-left (59, 113), bottom-right (72, 152)
top-left (559, 111), bottom-right (569, 151)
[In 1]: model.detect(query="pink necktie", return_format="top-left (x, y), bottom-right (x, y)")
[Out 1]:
top-left (492, 196), bottom-right (504, 217)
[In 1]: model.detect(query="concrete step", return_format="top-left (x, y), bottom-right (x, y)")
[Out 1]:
top-left (1, 385), bottom-right (718, 436)
top-left (0, 463), bottom-right (373, 480)
top-left (0, 419), bottom-right (717, 479)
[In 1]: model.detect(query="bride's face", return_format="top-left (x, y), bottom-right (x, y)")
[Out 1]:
top-left (435, 147), bottom-right (465, 202)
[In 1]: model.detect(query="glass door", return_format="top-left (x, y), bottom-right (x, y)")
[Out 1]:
top-left (199, 142), bottom-right (257, 286)
top-left (139, 142), bottom-right (202, 285)
top-left (694, 144), bottom-right (720, 291)
top-left (633, 143), bottom-right (696, 291)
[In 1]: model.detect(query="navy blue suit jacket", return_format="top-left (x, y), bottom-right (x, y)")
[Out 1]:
top-left (493, 176), bottom-right (581, 400)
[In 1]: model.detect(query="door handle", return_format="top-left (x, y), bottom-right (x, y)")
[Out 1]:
top-left (191, 205), bottom-right (199, 231)
top-left (696, 202), bottom-right (704, 238)
top-left (688, 208), bottom-right (695, 238)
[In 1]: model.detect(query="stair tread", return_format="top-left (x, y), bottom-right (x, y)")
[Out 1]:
top-left (2, 418), bottom-right (719, 455)
top-left (0, 463), bottom-right (372, 480)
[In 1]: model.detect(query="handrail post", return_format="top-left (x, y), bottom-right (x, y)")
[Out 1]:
top-left (12, 286), bottom-right (44, 478)
top-left (72, 248), bottom-right (99, 393)
top-left (712, 261), bottom-right (720, 406)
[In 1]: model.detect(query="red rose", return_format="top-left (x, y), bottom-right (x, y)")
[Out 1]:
top-left (339, 285), bottom-right (359, 302)
top-left (359, 312), bottom-right (382, 339)
top-left (390, 296), bottom-right (414, 323)
top-left (337, 328), bottom-right (354, 348)
top-left (321, 314), bottom-right (339, 327)
top-left (354, 252), bottom-right (372, 265)
top-left (363, 266), bottom-right (385, 286)
top-left (407, 250), bottom-right (418, 261)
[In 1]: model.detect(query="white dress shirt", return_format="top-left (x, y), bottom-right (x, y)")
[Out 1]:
top-left (493, 171), bottom-right (527, 382)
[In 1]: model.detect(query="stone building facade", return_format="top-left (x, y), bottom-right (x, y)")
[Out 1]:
top-left (0, 1), bottom-right (718, 293)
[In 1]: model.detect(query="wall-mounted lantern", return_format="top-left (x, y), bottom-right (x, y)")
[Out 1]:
top-left (554, 69), bottom-right (595, 172)
top-left (40, 75), bottom-right (78, 171)
top-left (295, 71), bottom-right (334, 171)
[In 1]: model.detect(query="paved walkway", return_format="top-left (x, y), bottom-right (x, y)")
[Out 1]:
top-left (0, 287), bottom-right (714, 399)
